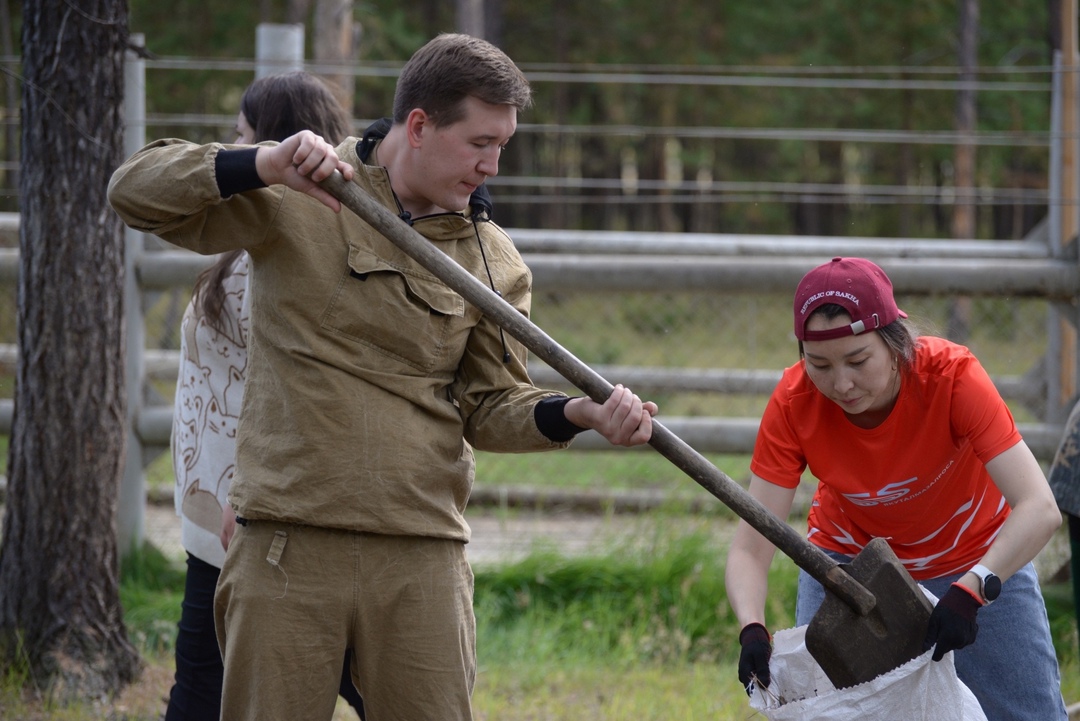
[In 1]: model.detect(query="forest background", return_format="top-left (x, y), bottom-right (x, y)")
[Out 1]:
top-left (22, 0), bottom-right (1058, 241)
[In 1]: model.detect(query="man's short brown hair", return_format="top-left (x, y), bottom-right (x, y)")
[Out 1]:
top-left (392, 33), bottom-right (532, 127)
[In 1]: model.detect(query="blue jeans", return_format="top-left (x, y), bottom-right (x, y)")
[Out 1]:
top-left (165, 553), bottom-right (366, 721)
top-left (796, 551), bottom-right (1067, 721)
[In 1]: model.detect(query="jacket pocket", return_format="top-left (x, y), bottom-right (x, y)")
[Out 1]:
top-left (320, 242), bottom-right (467, 373)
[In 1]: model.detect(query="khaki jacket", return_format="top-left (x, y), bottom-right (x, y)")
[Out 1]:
top-left (109, 138), bottom-right (569, 541)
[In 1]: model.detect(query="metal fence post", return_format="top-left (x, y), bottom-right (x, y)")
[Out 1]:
top-left (256, 23), bottom-right (305, 79)
top-left (117, 34), bottom-right (147, 556)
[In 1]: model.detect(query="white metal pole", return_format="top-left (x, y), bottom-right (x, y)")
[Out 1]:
top-left (256, 23), bottom-right (305, 79)
top-left (117, 33), bottom-right (147, 556)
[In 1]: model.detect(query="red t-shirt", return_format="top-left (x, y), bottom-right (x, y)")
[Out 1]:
top-left (751, 336), bottom-right (1020, 580)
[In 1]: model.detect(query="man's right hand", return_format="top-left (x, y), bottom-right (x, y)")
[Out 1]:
top-left (255, 130), bottom-right (354, 211)
top-left (737, 622), bottom-right (772, 694)
top-left (562, 384), bottom-right (657, 447)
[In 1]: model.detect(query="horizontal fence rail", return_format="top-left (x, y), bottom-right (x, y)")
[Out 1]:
top-left (5, 242), bottom-right (1074, 297)
top-left (0, 224), bottom-right (1071, 462)
top-left (0, 349), bottom-right (1043, 432)
top-left (124, 404), bottom-right (1063, 460)
top-left (524, 255), bottom-right (1080, 298)
top-left (506, 227), bottom-right (1054, 259)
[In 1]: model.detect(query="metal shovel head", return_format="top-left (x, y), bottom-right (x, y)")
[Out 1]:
top-left (804, 537), bottom-right (934, 689)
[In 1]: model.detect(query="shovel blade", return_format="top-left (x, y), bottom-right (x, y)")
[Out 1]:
top-left (804, 537), bottom-right (934, 689)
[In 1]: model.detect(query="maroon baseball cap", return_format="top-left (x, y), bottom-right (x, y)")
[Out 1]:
top-left (793, 257), bottom-right (907, 341)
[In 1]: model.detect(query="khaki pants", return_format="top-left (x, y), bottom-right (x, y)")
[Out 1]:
top-left (215, 521), bottom-right (476, 721)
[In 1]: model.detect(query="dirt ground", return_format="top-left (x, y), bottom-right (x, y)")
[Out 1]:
top-left (143, 501), bottom-right (740, 568)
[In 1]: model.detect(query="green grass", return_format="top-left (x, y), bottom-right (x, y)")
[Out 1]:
top-left (530, 292), bottom-right (1047, 379)
top-left (0, 544), bottom-right (185, 720)
top-left (119, 542), bottom-right (186, 659)
top-left (144, 450), bottom-right (175, 493)
top-left (2, 528), bottom-right (1075, 720)
top-left (472, 662), bottom-right (753, 720)
top-left (469, 532), bottom-right (1079, 719)
top-left (474, 533), bottom-right (770, 666)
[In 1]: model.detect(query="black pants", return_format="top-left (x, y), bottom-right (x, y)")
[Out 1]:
top-left (165, 553), bottom-right (366, 720)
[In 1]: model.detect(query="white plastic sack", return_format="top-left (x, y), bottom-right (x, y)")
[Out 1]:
top-left (747, 624), bottom-right (987, 721)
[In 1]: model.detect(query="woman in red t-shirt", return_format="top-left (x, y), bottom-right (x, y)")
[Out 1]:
top-left (725, 257), bottom-right (1066, 720)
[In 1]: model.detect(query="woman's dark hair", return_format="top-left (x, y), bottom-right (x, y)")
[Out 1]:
top-left (799, 303), bottom-right (918, 370)
top-left (239, 71), bottom-right (353, 148)
top-left (193, 72), bottom-right (353, 332)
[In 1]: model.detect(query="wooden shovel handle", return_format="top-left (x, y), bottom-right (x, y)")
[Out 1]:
top-left (320, 171), bottom-right (876, 616)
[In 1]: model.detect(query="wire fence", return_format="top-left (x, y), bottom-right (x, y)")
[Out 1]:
top-left (0, 48), bottom-right (1073, 555)
top-left (0, 52), bottom-right (1060, 230)
top-left (0, 48), bottom-right (1067, 422)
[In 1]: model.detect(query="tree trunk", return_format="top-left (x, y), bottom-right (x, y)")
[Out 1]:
top-left (549, 0), bottom-right (570, 229)
top-left (948, 0), bottom-right (979, 341)
top-left (313, 0), bottom-right (357, 113)
top-left (0, 0), bottom-right (140, 702)
top-left (286, 0), bottom-right (313, 24)
top-left (952, 0), bottom-right (978, 241)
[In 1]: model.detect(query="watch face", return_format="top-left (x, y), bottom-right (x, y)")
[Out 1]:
top-left (983, 574), bottom-right (1002, 602)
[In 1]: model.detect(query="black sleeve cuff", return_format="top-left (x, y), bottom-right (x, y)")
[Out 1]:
top-left (215, 147), bottom-right (265, 198)
top-left (534, 395), bottom-right (588, 443)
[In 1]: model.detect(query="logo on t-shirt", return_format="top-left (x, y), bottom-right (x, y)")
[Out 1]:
top-left (842, 478), bottom-right (917, 506)
top-left (843, 460), bottom-right (955, 508)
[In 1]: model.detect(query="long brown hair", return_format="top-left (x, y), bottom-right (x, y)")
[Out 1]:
top-left (193, 72), bottom-right (353, 332)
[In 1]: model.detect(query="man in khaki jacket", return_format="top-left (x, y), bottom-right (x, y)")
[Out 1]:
top-left (109, 33), bottom-right (656, 721)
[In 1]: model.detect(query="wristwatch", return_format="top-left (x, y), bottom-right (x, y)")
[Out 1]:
top-left (970, 564), bottom-right (1002, 604)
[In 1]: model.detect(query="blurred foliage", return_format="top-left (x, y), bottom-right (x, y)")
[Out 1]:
top-left (99, 0), bottom-right (1058, 236)
top-left (0, 1), bottom-right (1056, 230)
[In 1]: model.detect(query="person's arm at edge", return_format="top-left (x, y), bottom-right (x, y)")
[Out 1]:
top-left (955, 440), bottom-right (1061, 596)
top-left (725, 473), bottom-right (798, 628)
